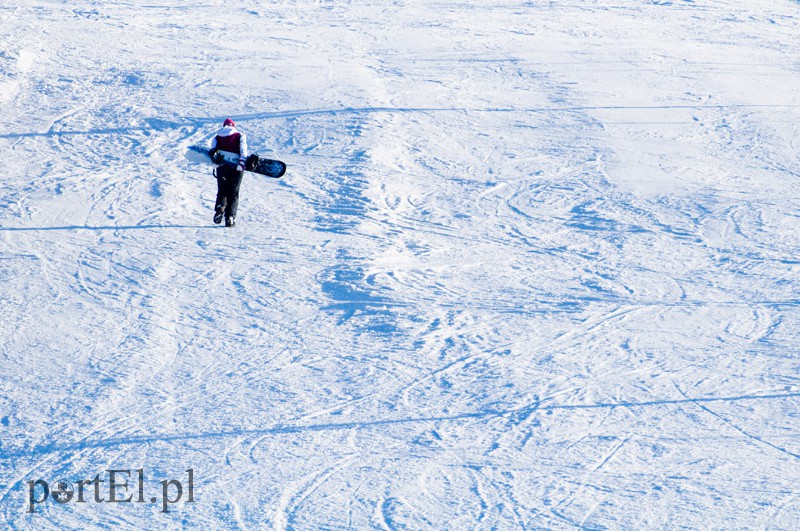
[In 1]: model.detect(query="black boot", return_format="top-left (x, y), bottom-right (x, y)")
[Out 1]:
top-left (213, 205), bottom-right (225, 225)
top-left (225, 216), bottom-right (236, 228)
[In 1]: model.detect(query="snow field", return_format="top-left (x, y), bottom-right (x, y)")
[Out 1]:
top-left (1, 1), bottom-right (799, 528)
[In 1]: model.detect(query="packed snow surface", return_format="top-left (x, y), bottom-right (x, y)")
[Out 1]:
top-left (1, 0), bottom-right (799, 528)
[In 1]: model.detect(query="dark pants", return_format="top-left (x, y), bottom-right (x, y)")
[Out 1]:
top-left (215, 165), bottom-right (244, 219)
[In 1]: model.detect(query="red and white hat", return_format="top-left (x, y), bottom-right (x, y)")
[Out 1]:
top-left (223, 118), bottom-right (235, 127)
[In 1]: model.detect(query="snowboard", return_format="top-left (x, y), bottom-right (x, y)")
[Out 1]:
top-left (185, 145), bottom-right (287, 178)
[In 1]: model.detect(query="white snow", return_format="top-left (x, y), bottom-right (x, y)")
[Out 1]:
top-left (1, 0), bottom-right (799, 528)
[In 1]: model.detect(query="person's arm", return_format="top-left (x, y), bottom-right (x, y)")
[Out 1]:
top-left (239, 134), bottom-right (248, 157)
top-left (237, 133), bottom-right (248, 170)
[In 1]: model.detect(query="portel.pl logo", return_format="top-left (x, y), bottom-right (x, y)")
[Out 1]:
top-left (27, 469), bottom-right (195, 514)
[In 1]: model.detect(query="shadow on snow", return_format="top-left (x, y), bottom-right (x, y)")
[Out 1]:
top-left (3, 391), bottom-right (799, 460)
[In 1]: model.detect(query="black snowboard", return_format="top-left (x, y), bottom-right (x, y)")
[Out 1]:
top-left (187, 145), bottom-right (287, 178)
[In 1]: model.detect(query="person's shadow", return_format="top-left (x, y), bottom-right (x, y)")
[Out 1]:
top-left (0, 224), bottom-right (215, 232)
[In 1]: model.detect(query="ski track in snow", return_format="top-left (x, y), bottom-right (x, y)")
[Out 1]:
top-left (1, 0), bottom-right (799, 528)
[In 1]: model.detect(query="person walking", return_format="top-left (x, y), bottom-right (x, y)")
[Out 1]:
top-left (208, 118), bottom-right (247, 227)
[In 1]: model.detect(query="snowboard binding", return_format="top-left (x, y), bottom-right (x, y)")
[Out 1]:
top-left (245, 153), bottom-right (260, 172)
top-left (209, 149), bottom-right (225, 165)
